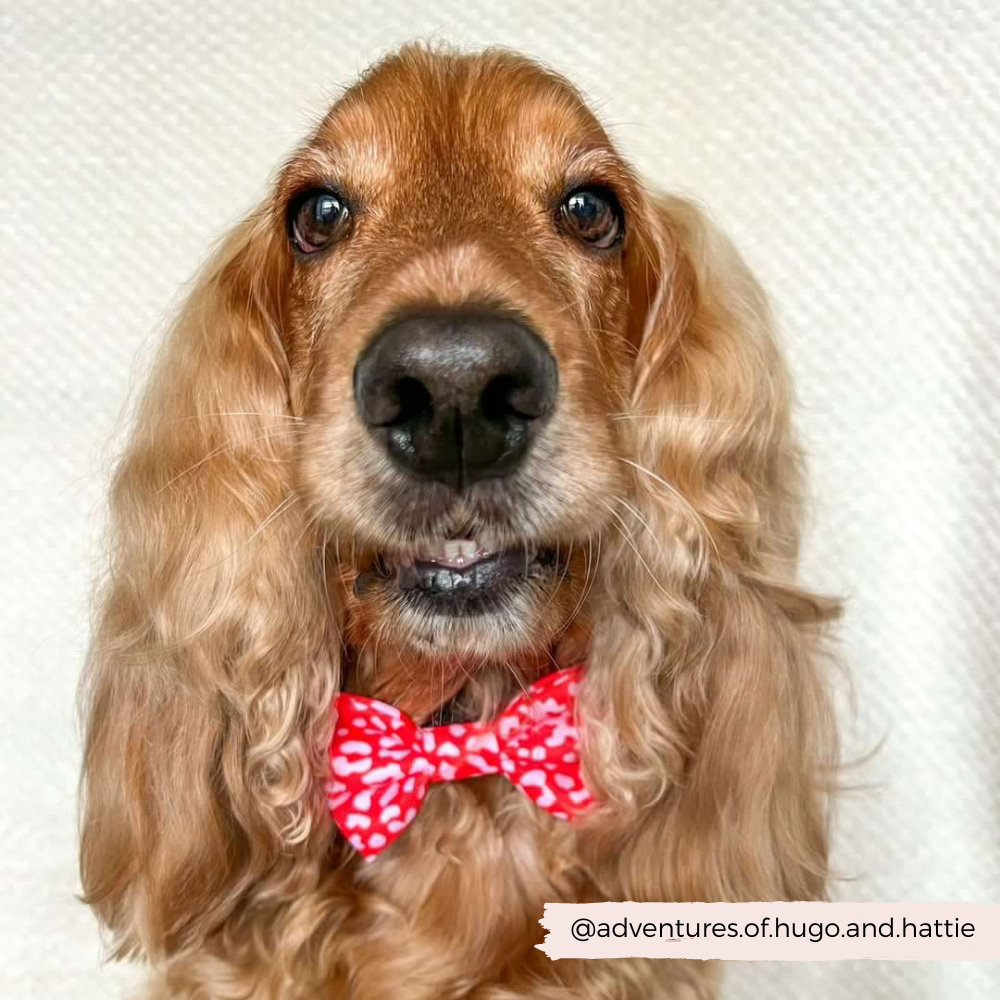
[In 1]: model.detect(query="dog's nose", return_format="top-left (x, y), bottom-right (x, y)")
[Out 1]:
top-left (354, 307), bottom-right (557, 489)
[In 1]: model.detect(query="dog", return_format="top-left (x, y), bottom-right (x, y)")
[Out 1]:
top-left (79, 44), bottom-right (840, 1000)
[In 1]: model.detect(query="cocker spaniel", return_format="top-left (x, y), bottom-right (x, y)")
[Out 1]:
top-left (80, 44), bottom-right (840, 1000)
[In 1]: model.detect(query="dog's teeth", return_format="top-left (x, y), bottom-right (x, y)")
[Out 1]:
top-left (405, 537), bottom-right (502, 568)
top-left (415, 542), bottom-right (443, 561)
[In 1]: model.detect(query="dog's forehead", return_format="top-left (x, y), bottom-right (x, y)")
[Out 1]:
top-left (305, 50), bottom-right (613, 197)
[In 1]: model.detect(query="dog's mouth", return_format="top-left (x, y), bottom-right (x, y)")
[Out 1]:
top-left (356, 537), bottom-right (561, 616)
top-left (346, 533), bottom-right (586, 719)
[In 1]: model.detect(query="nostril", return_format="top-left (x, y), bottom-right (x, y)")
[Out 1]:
top-left (392, 376), bottom-right (433, 427)
top-left (357, 373), bottom-right (432, 428)
top-left (480, 375), bottom-right (516, 423)
top-left (480, 374), bottom-right (550, 423)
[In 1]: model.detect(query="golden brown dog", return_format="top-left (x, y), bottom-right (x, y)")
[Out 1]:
top-left (79, 44), bottom-right (840, 1000)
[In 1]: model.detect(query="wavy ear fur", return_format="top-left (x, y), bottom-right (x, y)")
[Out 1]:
top-left (583, 194), bottom-right (840, 902)
top-left (79, 211), bottom-right (340, 959)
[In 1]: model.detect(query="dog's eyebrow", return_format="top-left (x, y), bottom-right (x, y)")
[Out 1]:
top-left (283, 139), bottom-right (390, 196)
top-left (564, 147), bottom-right (623, 182)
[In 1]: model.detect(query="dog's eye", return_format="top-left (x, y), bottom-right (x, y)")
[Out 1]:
top-left (559, 187), bottom-right (623, 250)
top-left (288, 189), bottom-right (351, 253)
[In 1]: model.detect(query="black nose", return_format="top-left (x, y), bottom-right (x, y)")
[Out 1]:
top-left (354, 307), bottom-right (558, 489)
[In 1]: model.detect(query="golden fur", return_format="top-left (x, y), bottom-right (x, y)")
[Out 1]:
top-left (79, 45), bottom-right (840, 999)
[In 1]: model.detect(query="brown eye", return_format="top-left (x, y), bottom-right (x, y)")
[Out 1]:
top-left (559, 187), bottom-right (623, 250)
top-left (288, 189), bottom-right (351, 253)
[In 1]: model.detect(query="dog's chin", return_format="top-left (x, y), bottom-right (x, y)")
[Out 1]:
top-left (355, 537), bottom-right (567, 659)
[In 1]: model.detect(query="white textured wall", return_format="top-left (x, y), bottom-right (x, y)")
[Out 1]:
top-left (2, 1), bottom-right (998, 996)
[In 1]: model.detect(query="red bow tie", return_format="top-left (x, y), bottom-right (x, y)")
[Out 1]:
top-left (326, 665), bottom-right (593, 859)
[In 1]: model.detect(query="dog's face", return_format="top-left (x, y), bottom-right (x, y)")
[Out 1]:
top-left (280, 51), bottom-right (648, 708)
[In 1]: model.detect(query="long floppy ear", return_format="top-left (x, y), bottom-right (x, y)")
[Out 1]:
top-left (79, 209), bottom-right (340, 960)
top-left (582, 194), bottom-right (840, 902)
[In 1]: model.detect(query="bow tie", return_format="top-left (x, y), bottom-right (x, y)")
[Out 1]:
top-left (326, 666), bottom-right (593, 859)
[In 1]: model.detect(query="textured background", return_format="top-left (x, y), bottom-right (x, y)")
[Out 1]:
top-left (2, 1), bottom-right (998, 997)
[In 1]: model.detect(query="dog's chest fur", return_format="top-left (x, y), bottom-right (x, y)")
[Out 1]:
top-left (329, 779), bottom-right (708, 1000)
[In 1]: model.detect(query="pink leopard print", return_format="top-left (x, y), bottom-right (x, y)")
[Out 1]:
top-left (326, 666), bottom-right (594, 859)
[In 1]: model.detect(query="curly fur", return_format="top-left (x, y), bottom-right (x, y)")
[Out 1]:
top-left (79, 44), bottom-right (840, 1000)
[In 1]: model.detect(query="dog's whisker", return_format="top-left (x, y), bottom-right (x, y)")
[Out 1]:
top-left (353, 614), bottom-right (383, 682)
top-left (565, 532), bottom-right (600, 630)
top-left (601, 502), bottom-right (680, 608)
top-left (294, 504), bottom-right (320, 546)
top-left (155, 428), bottom-right (301, 492)
top-left (500, 656), bottom-right (530, 706)
top-left (163, 412), bottom-right (305, 425)
top-left (618, 458), bottom-right (720, 560)
top-left (247, 494), bottom-right (300, 541)
top-left (608, 411), bottom-right (733, 423)
top-left (610, 495), bottom-right (667, 560)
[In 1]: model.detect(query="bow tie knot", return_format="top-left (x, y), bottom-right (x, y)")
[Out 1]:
top-left (327, 666), bottom-right (593, 859)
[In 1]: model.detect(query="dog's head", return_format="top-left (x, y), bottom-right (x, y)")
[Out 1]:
top-left (80, 45), bottom-right (838, 966)
top-left (281, 49), bottom-right (661, 714)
